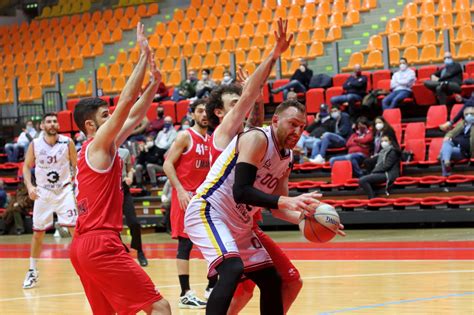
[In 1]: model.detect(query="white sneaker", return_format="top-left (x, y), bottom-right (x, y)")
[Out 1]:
top-left (54, 222), bottom-right (71, 238)
top-left (204, 287), bottom-right (213, 300)
top-left (178, 290), bottom-right (207, 309)
top-left (23, 269), bottom-right (39, 289)
top-left (309, 154), bottom-right (325, 164)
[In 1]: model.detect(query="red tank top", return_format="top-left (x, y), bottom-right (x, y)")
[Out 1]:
top-left (174, 128), bottom-right (210, 192)
top-left (75, 139), bottom-right (124, 234)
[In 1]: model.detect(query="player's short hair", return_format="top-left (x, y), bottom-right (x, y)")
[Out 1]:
top-left (41, 112), bottom-right (57, 122)
top-left (73, 97), bottom-right (108, 134)
top-left (190, 99), bottom-right (207, 113)
top-left (206, 84), bottom-right (242, 129)
top-left (274, 99), bottom-right (306, 116)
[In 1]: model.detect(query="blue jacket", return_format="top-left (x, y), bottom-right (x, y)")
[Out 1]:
top-left (343, 75), bottom-right (367, 97)
top-left (335, 112), bottom-right (352, 139)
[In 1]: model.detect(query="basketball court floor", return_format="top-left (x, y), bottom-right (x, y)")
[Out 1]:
top-left (0, 228), bottom-right (473, 314)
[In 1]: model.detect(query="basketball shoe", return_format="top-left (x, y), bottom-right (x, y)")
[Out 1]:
top-left (204, 287), bottom-right (213, 300)
top-left (178, 290), bottom-right (207, 309)
top-left (23, 269), bottom-right (39, 289)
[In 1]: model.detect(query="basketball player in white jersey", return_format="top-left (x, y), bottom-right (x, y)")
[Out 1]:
top-left (185, 100), bottom-right (334, 314)
top-left (22, 113), bottom-right (78, 289)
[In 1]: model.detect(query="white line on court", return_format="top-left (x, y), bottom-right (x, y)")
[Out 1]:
top-left (1, 269), bottom-right (473, 302)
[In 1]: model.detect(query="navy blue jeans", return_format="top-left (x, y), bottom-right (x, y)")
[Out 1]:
top-left (382, 89), bottom-right (412, 110)
top-left (274, 80), bottom-right (307, 100)
top-left (312, 133), bottom-right (346, 158)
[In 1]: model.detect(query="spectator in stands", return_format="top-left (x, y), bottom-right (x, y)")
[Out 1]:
top-left (153, 81), bottom-right (170, 102)
top-left (439, 94), bottom-right (474, 131)
top-left (359, 135), bottom-right (401, 199)
top-left (74, 131), bottom-right (87, 152)
top-left (329, 116), bottom-right (373, 177)
top-left (309, 105), bottom-right (352, 164)
top-left (145, 106), bottom-right (165, 137)
top-left (179, 119), bottom-right (191, 131)
top-left (1, 182), bottom-right (32, 235)
top-left (220, 70), bottom-right (234, 86)
top-left (135, 136), bottom-right (163, 189)
top-left (330, 64), bottom-right (367, 117)
top-left (271, 58), bottom-right (313, 100)
top-left (196, 69), bottom-right (217, 99)
top-left (0, 179), bottom-right (6, 208)
top-left (5, 120), bottom-right (37, 162)
top-left (439, 103), bottom-right (474, 176)
top-left (424, 52), bottom-right (463, 105)
top-left (296, 104), bottom-right (334, 160)
top-left (154, 116), bottom-right (178, 164)
top-left (287, 91), bottom-right (298, 101)
top-left (373, 116), bottom-right (398, 154)
top-left (128, 117), bottom-right (149, 142)
top-left (382, 58), bottom-right (416, 111)
top-left (172, 70), bottom-right (198, 101)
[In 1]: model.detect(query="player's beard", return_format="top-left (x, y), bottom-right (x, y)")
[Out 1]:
top-left (195, 120), bottom-right (208, 129)
top-left (45, 127), bottom-right (58, 136)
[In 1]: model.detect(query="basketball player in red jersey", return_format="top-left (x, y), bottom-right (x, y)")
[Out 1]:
top-left (163, 100), bottom-right (213, 309)
top-left (70, 23), bottom-right (170, 314)
top-left (206, 19), bottom-right (304, 314)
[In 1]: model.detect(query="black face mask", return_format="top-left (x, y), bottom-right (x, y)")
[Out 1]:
top-left (157, 111), bottom-right (164, 118)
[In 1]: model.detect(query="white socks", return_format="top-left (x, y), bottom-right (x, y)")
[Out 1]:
top-left (29, 257), bottom-right (37, 270)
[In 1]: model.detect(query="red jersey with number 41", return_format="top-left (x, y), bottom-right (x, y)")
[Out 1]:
top-left (74, 138), bottom-right (124, 234)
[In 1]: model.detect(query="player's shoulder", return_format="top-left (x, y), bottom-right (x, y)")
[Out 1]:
top-left (239, 127), bottom-right (268, 145)
top-left (57, 134), bottom-right (71, 144)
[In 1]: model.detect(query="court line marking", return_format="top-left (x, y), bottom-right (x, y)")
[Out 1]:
top-left (317, 292), bottom-right (474, 314)
top-left (1, 269), bottom-right (473, 302)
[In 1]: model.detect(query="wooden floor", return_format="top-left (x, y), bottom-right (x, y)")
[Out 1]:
top-left (1, 230), bottom-right (473, 314)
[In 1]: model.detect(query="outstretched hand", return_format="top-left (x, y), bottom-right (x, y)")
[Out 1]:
top-left (149, 53), bottom-right (162, 83)
top-left (272, 18), bottom-right (293, 58)
top-left (235, 66), bottom-right (250, 88)
top-left (136, 22), bottom-right (150, 56)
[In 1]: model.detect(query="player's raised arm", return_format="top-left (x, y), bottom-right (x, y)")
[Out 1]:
top-left (216, 19), bottom-right (293, 145)
top-left (91, 22), bottom-right (150, 153)
top-left (116, 53), bottom-right (162, 146)
top-left (163, 131), bottom-right (191, 210)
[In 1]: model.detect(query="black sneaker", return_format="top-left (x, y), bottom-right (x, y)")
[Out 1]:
top-left (137, 251), bottom-right (148, 267)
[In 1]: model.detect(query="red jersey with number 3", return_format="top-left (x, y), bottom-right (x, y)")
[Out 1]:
top-left (74, 138), bottom-right (124, 234)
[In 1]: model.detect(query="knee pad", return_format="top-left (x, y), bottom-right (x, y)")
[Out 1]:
top-left (176, 237), bottom-right (193, 260)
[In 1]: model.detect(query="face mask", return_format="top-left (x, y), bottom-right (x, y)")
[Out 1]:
top-left (444, 58), bottom-right (453, 65)
top-left (299, 65), bottom-right (306, 72)
top-left (358, 126), bottom-right (367, 133)
top-left (157, 111), bottom-right (164, 118)
top-left (381, 141), bottom-right (390, 149)
top-left (465, 114), bottom-right (474, 124)
top-left (223, 75), bottom-right (231, 81)
top-left (399, 64), bottom-right (407, 71)
top-left (182, 125), bottom-right (190, 130)
top-left (375, 123), bottom-right (384, 131)
top-left (330, 112), bottom-right (340, 119)
top-left (146, 141), bottom-right (154, 149)
top-left (26, 126), bottom-right (33, 132)
top-left (202, 74), bottom-right (208, 80)
top-left (164, 122), bottom-right (172, 130)
top-left (355, 71), bottom-right (362, 76)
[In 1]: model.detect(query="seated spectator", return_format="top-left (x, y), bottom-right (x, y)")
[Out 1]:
top-left (0, 179), bottom-right (6, 208)
top-left (135, 136), bottom-right (163, 189)
top-left (154, 116), bottom-right (178, 164)
top-left (180, 119), bottom-right (191, 131)
top-left (128, 117), bottom-right (149, 142)
top-left (153, 81), bottom-right (169, 102)
top-left (196, 69), bottom-right (217, 99)
top-left (145, 106), bottom-right (165, 137)
top-left (286, 91), bottom-right (298, 101)
top-left (5, 120), bottom-right (37, 162)
top-left (439, 104), bottom-right (474, 176)
top-left (329, 116), bottom-right (373, 177)
top-left (439, 94), bottom-right (474, 131)
top-left (424, 51), bottom-right (463, 105)
top-left (373, 116), bottom-right (397, 154)
top-left (309, 105), bottom-right (352, 164)
top-left (382, 58), bottom-right (416, 111)
top-left (330, 64), bottom-right (367, 117)
top-left (171, 70), bottom-right (198, 101)
top-left (271, 58), bottom-right (313, 100)
top-left (359, 135), bottom-right (401, 199)
top-left (296, 104), bottom-right (334, 160)
top-left (220, 70), bottom-right (234, 86)
top-left (1, 183), bottom-right (32, 235)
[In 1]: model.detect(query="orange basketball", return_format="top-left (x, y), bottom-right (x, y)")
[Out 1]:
top-left (299, 203), bottom-right (340, 243)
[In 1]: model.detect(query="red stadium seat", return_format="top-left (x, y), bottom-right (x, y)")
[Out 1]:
top-left (57, 110), bottom-right (72, 133)
top-left (393, 176), bottom-right (421, 187)
top-left (343, 178), bottom-right (359, 189)
top-left (420, 196), bottom-right (448, 208)
top-left (332, 73), bottom-right (351, 87)
top-left (448, 196), bottom-right (474, 207)
top-left (297, 162), bottom-right (324, 172)
top-left (426, 105), bottom-right (447, 129)
top-left (418, 137), bottom-right (443, 165)
top-left (146, 103), bottom-right (159, 121)
top-left (325, 86), bottom-right (344, 105)
top-left (320, 160), bottom-right (352, 189)
top-left (66, 99), bottom-right (81, 112)
top-left (403, 139), bottom-right (426, 165)
top-left (403, 122), bottom-right (425, 144)
top-left (176, 100), bottom-right (190, 123)
top-left (383, 108), bottom-right (401, 126)
top-left (341, 199), bottom-right (368, 210)
top-left (372, 70), bottom-right (391, 89)
top-left (271, 79), bottom-right (289, 103)
top-left (416, 65), bottom-right (438, 82)
top-left (262, 83), bottom-right (270, 104)
top-left (450, 104), bottom-right (464, 124)
top-left (295, 180), bottom-right (325, 192)
top-left (412, 83), bottom-right (437, 106)
top-left (393, 197), bottom-right (421, 209)
top-left (367, 198), bottom-right (393, 210)
top-left (446, 174), bottom-right (474, 185)
top-left (466, 61), bottom-right (474, 76)
top-left (158, 100), bottom-right (177, 123)
top-left (392, 124), bottom-right (402, 145)
top-left (305, 88), bottom-right (325, 114)
top-left (322, 199), bottom-right (343, 208)
top-left (419, 175), bottom-right (446, 186)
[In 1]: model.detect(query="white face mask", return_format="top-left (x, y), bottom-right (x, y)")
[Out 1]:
top-left (299, 65), bottom-right (306, 72)
top-left (146, 141), bottom-right (154, 149)
top-left (182, 125), bottom-right (190, 130)
top-left (330, 111), bottom-right (340, 119)
top-left (399, 64), bottom-right (407, 71)
top-left (202, 74), bottom-right (208, 80)
top-left (375, 123), bottom-right (384, 131)
top-left (223, 75), bottom-right (231, 81)
top-left (381, 141), bottom-right (390, 149)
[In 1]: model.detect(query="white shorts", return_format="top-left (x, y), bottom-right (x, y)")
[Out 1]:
top-left (184, 198), bottom-right (273, 277)
top-left (33, 184), bottom-right (77, 231)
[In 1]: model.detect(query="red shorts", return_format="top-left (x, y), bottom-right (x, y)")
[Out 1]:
top-left (234, 228), bottom-right (300, 297)
top-left (70, 230), bottom-right (163, 314)
top-left (170, 189), bottom-right (188, 239)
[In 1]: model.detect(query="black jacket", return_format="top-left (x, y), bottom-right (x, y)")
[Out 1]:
top-left (372, 146), bottom-right (401, 182)
top-left (137, 146), bottom-right (162, 165)
top-left (434, 63), bottom-right (463, 85)
top-left (335, 112), bottom-right (352, 139)
top-left (306, 117), bottom-right (335, 138)
top-left (291, 68), bottom-right (313, 89)
top-left (343, 75), bottom-right (367, 97)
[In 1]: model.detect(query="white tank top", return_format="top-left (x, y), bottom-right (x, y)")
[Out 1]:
top-left (195, 126), bottom-right (292, 229)
top-left (33, 135), bottom-right (72, 190)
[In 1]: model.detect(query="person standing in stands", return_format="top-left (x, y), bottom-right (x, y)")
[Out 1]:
top-left (382, 58), bottom-right (416, 111)
top-left (271, 58), bottom-right (313, 100)
top-left (330, 64), bottom-right (367, 117)
top-left (424, 51), bottom-right (463, 105)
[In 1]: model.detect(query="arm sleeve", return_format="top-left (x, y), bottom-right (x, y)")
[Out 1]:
top-left (233, 162), bottom-right (279, 210)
